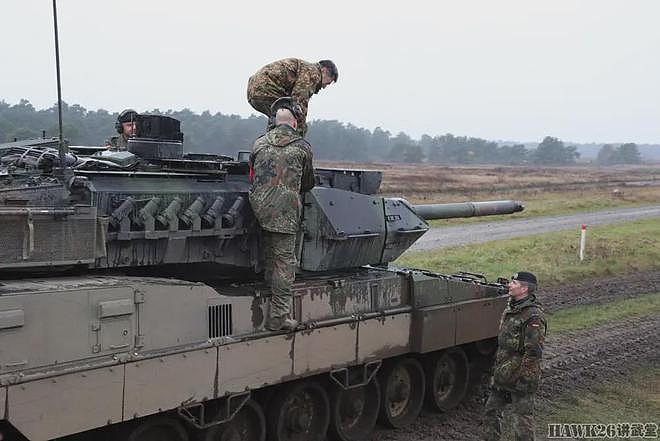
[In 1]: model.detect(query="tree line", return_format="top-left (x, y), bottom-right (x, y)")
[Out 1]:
top-left (0, 99), bottom-right (643, 165)
top-left (596, 143), bottom-right (641, 165)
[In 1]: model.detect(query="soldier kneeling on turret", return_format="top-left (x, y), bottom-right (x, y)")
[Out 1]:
top-left (483, 271), bottom-right (547, 441)
top-left (248, 97), bottom-right (315, 331)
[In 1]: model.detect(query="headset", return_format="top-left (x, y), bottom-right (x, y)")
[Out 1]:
top-left (115, 109), bottom-right (138, 134)
top-left (268, 97), bottom-right (303, 129)
top-left (270, 97), bottom-right (303, 119)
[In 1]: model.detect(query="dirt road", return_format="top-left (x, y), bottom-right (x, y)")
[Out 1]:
top-left (375, 271), bottom-right (660, 441)
top-left (409, 205), bottom-right (660, 251)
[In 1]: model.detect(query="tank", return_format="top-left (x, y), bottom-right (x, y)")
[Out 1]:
top-left (0, 115), bottom-right (523, 441)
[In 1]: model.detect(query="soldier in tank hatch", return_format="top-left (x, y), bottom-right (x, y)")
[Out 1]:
top-left (106, 109), bottom-right (138, 150)
top-left (483, 271), bottom-right (547, 441)
top-left (248, 97), bottom-right (315, 331)
top-left (247, 58), bottom-right (338, 135)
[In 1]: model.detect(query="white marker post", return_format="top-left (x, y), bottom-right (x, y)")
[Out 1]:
top-left (579, 224), bottom-right (587, 261)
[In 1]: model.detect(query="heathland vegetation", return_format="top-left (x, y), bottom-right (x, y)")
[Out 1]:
top-left (1, 99), bottom-right (652, 165)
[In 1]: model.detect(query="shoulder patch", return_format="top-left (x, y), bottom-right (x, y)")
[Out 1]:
top-left (522, 315), bottom-right (547, 337)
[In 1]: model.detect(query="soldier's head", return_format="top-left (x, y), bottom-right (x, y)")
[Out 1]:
top-left (274, 108), bottom-right (297, 129)
top-left (116, 109), bottom-right (138, 137)
top-left (319, 60), bottom-right (338, 88)
top-left (508, 271), bottom-right (537, 299)
top-left (270, 97), bottom-right (303, 129)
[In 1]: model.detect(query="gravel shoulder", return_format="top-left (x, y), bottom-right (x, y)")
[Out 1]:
top-left (375, 272), bottom-right (660, 441)
top-left (409, 205), bottom-right (660, 251)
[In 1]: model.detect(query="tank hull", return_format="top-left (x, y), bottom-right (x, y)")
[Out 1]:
top-left (0, 268), bottom-right (507, 441)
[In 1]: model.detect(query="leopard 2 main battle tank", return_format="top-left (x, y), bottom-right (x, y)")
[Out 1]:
top-left (0, 114), bottom-right (523, 441)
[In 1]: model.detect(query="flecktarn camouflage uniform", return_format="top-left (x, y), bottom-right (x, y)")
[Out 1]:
top-left (484, 295), bottom-right (546, 441)
top-left (249, 124), bottom-right (314, 319)
top-left (106, 134), bottom-right (129, 150)
top-left (247, 58), bottom-right (323, 135)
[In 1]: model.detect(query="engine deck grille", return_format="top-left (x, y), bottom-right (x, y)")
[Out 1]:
top-left (208, 304), bottom-right (232, 338)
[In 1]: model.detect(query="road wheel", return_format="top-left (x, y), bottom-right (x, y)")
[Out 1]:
top-left (128, 415), bottom-right (189, 441)
top-left (266, 380), bottom-right (330, 441)
top-left (425, 348), bottom-right (470, 412)
top-left (377, 358), bottom-right (425, 428)
top-left (328, 378), bottom-right (380, 441)
top-left (204, 399), bottom-right (266, 441)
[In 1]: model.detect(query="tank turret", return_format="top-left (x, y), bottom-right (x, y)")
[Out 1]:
top-left (0, 115), bottom-right (523, 277)
top-left (299, 188), bottom-right (522, 271)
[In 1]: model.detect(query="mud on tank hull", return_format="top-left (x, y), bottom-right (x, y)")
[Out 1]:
top-left (0, 267), bottom-right (507, 441)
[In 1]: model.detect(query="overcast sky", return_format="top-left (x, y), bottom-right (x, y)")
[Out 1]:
top-left (2, 0), bottom-right (659, 144)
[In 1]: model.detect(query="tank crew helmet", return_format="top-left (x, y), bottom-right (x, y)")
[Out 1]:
top-left (115, 109), bottom-right (138, 134)
top-left (511, 271), bottom-right (537, 286)
top-left (270, 97), bottom-right (303, 121)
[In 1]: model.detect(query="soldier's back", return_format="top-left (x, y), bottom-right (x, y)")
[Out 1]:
top-left (248, 58), bottom-right (305, 99)
top-left (249, 125), bottom-right (312, 233)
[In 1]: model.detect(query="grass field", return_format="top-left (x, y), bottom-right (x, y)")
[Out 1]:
top-left (396, 217), bottom-right (660, 286)
top-left (550, 292), bottom-right (660, 333)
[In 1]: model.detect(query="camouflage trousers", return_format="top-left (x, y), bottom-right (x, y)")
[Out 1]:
top-left (262, 231), bottom-right (296, 318)
top-left (247, 96), bottom-right (274, 118)
top-left (247, 96), bottom-right (306, 136)
top-left (483, 387), bottom-right (536, 441)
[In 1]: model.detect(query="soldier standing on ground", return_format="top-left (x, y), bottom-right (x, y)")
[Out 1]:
top-left (248, 97), bottom-right (315, 331)
top-left (483, 271), bottom-right (547, 441)
top-left (106, 109), bottom-right (137, 150)
top-left (247, 58), bottom-right (338, 135)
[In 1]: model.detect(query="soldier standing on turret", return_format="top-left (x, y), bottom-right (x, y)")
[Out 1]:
top-left (247, 58), bottom-right (338, 135)
top-left (249, 97), bottom-right (315, 331)
top-left (106, 109), bottom-right (137, 150)
top-left (483, 271), bottom-right (547, 441)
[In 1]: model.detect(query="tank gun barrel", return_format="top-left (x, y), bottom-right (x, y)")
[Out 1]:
top-left (412, 200), bottom-right (524, 220)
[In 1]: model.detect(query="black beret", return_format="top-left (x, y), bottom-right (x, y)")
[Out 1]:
top-left (512, 271), bottom-right (537, 285)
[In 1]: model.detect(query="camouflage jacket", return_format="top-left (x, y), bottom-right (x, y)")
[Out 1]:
top-left (247, 58), bottom-right (323, 133)
top-left (249, 124), bottom-right (315, 234)
top-left (492, 295), bottom-right (546, 394)
top-left (106, 134), bottom-right (129, 150)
